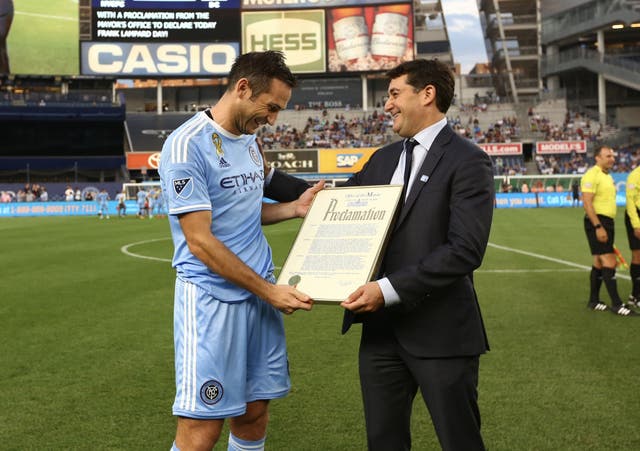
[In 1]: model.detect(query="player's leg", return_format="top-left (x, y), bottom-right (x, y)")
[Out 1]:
top-left (228, 400), bottom-right (269, 450)
top-left (175, 417), bottom-right (224, 451)
top-left (229, 295), bottom-right (291, 450)
top-left (172, 279), bottom-right (251, 449)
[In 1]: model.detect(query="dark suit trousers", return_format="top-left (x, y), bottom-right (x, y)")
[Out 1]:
top-left (358, 323), bottom-right (485, 451)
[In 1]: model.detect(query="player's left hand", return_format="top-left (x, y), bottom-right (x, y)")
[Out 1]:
top-left (295, 180), bottom-right (325, 217)
top-left (341, 282), bottom-right (384, 313)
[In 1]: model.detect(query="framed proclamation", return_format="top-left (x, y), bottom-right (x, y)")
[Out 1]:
top-left (277, 185), bottom-right (404, 303)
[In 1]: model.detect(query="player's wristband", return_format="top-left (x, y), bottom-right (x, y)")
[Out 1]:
top-left (594, 224), bottom-right (602, 229)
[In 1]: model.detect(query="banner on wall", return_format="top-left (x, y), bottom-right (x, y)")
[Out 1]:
top-left (326, 4), bottom-right (413, 73)
top-left (318, 148), bottom-right (376, 173)
top-left (264, 150), bottom-right (319, 173)
top-left (0, 201), bottom-right (136, 217)
top-left (81, 42), bottom-right (239, 76)
top-left (126, 152), bottom-right (161, 170)
top-left (241, 10), bottom-right (326, 73)
top-left (535, 140), bottom-right (587, 154)
top-left (289, 77), bottom-right (363, 109)
top-left (81, 0), bottom-right (241, 76)
top-left (478, 143), bottom-right (523, 156)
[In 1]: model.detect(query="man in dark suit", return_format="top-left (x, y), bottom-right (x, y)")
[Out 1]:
top-left (265, 59), bottom-right (494, 450)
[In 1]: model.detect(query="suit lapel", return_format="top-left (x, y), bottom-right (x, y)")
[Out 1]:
top-left (396, 126), bottom-right (453, 227)
top-left (380, 143), bottom-right (404, 183)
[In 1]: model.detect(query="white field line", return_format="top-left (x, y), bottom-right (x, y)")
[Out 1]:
top-left (486, 242), bottom-right (631, 280)
top-left (119, 239), bottom-right (630, 280)
top-left (121, 238), bottom-right (172, 263)
top-left (15, 11), bottom-right (77, 22)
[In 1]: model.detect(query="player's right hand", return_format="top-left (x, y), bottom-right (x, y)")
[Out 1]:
top-left (266, 284), bottom-right (313, 314)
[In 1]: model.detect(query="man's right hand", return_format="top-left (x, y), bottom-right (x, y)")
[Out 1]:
top-left (265, 284), bottom-right (313, 315)
top-left (596, 227), bottom-right (608, 243)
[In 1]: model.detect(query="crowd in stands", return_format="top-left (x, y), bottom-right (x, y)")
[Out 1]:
top-left (0, 183), bottom-right (49, 203)
top-left (257, 109), bottom-right (394, 149)
top-left (449, 115), bottom-right (520, 144)
top-left (529, 109), bottom-right (603, 142)
top-left (535, 151), bottom-right (590, 175)
top-left (0, 184), bottom-right (99, 203)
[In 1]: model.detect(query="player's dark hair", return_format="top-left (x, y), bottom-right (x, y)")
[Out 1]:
top-left (227, 51), bottom-right (297, 98)
top-left (594, 145), bottom-right (612, 157)
top-left (386, 59), bottom-right (455, 113)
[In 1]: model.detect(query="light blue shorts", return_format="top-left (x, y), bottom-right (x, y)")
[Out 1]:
top-left (172, 277), bottom-right (290, 419)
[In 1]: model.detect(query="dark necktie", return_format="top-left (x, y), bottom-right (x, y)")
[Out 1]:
top-left (402, 138), bottom-right (417, 200)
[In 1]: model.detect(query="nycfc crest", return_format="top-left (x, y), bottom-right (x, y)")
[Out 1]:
top-left (200, 379), bottom-right (223, 405)
top-left (212, 133), bottom-right (230, 168)
top-left (249, 145), bottom-right (261, 167)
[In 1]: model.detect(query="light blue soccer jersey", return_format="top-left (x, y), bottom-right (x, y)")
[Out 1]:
top-left (96, 191), bottom-right (109, 205)
top-left (136, 189), bottom-right (147, 205)
top-left (159, 111), bottom-right (274, 302)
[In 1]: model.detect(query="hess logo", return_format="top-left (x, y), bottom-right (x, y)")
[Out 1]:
top-left (337, 154), bottom-right (362, 168)
top-left (245, 17), bottom-right (322, 65)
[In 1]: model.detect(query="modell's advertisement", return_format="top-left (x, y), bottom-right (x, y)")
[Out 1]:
top-left (327, 3), bottom-right (413, 72)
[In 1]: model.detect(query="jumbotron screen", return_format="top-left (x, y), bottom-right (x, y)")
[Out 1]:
top-left (80, 0), bottom-right (241, 77)
top-left (78, 0), bottom-right (412, 77)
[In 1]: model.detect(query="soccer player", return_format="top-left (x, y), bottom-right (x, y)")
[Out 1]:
top-left (147, 187), bottom-right (156, 219)
top-left (159, 51), bottom-right (323, 451)
top-left (624, 165), bottom-right (640, 308)
top-left (136, 188), bottom-right (147, 218)
top-left (96, 188), bottom-right (109, 219)
top-left (581, 146), bottom-right (635, 316)
top-left (115, 189), bottom-right (127, 217)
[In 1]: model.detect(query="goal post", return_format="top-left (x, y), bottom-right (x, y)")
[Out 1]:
top-left (122, 181), bottom-right (162, 200)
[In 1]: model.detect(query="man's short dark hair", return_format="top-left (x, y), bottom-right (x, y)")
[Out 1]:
top-left (227, 51), bottom-right (297, 98)
top-left (386, 59), bottom-right (455, 113)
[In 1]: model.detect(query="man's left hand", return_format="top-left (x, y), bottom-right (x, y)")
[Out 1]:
top-left (295, 180), bottom-right (325, 217)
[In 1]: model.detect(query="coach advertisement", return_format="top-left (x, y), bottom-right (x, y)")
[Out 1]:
top-left (289, 77), bottom-right (362, 109)
top-left (264, 150), bottom-right (318, 173)
top-left (241, 10), bottom-right (326, 73)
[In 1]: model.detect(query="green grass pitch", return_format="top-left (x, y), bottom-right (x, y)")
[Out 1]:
top-left (7, 0), bottom-right (79, 75)
top-left (2, 208), bottom-right (640, 449)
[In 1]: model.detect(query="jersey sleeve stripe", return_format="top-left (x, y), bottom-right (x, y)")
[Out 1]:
top-left (171, 114), bottom-right (207, 164)
top-left (169, 204), bottom-right (212, 214)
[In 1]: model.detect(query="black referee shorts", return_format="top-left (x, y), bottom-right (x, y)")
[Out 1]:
top-left (625, 210), bottom-right (640, 250)
top-left (584, 215), bottom-right (614, 255)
